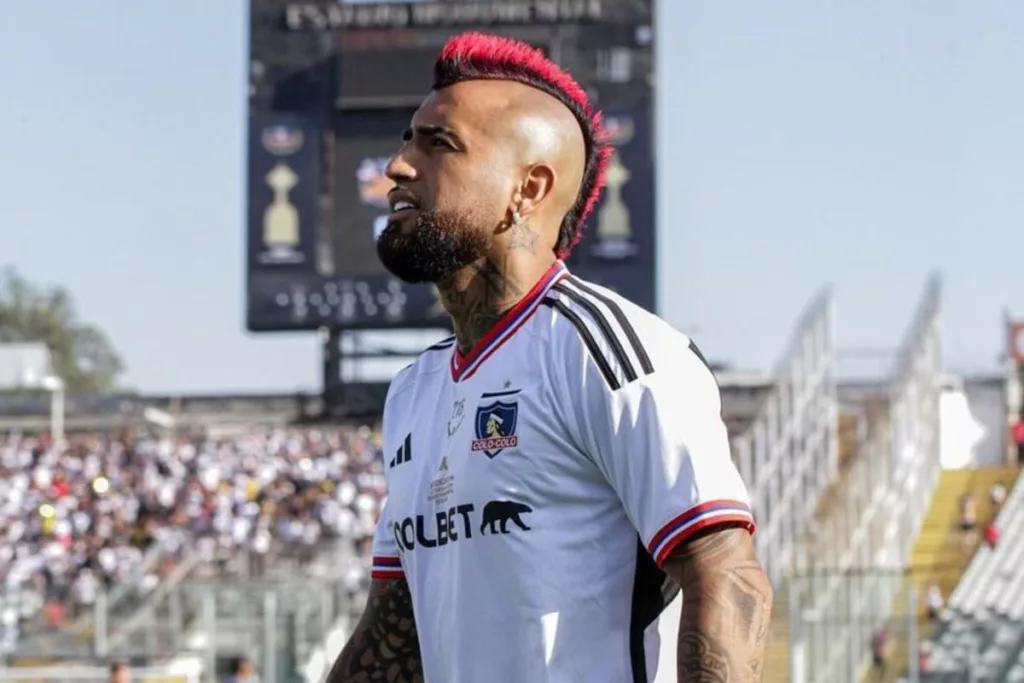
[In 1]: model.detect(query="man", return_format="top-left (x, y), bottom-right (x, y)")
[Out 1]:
top-left (108, 661), bottom-right (130, 683)
top-left (1014, 414), bottom-right (1024, 466)
top-left (327, 32), bottom-right (772, 683)
top-left (225, 657), bottom-right (257, 683)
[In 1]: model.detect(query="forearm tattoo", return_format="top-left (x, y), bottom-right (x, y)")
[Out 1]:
top-left (326, 579), bottom-right (424, 683)
top-left (663, 527), bottom-right (774, 682)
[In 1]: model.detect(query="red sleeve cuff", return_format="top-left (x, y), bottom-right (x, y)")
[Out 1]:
top-left (647, 500), bottom-right (755, 567)
top-left (370, 555), bottom-right (404, 580)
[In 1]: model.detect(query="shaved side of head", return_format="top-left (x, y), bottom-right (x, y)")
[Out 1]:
top-left (446, 80), bottom-right (585, 246)
top-left (431, 32), bottom-right (611, 258)
top-left (505, 86), bottom-right (587, 227)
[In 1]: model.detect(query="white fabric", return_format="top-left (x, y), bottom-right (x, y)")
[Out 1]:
top-left (371, 265), bottom-right (753, 683)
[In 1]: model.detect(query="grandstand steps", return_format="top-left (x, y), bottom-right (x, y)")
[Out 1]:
top-left (866, 466), bottom-right (1021, 683)
top-left (837, 412), bottom-right (861, 472)
top-left (760, 412), bottom-right (863, 683)
top-left (910, 467), bottom-right (1018, 605)
top-left (804, 412), bottom-right (864, 538)
top-left (768, 404), bottom-right (885, 683)
top-left (805, 412), bottom-right (862, 537)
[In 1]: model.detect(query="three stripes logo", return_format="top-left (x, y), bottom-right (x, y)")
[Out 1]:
top-left (542, 277), bottom-right (655, 391)
top-left (389, 433), bottom-right (412, 468)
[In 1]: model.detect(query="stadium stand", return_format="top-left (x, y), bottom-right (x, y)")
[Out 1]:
top-left (762, 410), bottom-right (865, 681)
top-left (920, 472), bottom-right (1024, 681)
top-left (730, 286), bottom-right (838, 586)
top-left (915, 468), bottom-right (1017, 612)
top-left (0, 278), bottom-right (961, 682)
top-left (779, 273), bottom-right (944, 683)
top-left (727, 288), bottom-right (839, 683)
top-left (0, 426), bottom-right (386, 675)
top-left (861, 466), bottom-right (1018, 683)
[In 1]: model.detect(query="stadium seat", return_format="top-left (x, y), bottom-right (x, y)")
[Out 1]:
top-left (917, 468), bottom-right (1024, 682)
top-left (864, 467), bottom-right (1020, 683)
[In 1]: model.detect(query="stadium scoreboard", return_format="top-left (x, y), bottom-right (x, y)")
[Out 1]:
top-left (247, 0), bottom-right (655, 332)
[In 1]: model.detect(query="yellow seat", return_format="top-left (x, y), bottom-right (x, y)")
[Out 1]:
top-left (863, 465), bottom-right (1020, 683)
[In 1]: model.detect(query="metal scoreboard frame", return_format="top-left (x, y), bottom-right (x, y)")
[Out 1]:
top-left (246, 0), bottom-right (656, 333)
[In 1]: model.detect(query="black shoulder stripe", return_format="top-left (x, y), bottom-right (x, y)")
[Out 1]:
top-left (542, 297), bottom-right (620, 390)
top-left (553, 282), bottom-right (639, 383)
top-left (425, 335), bottom-right (456, 352)
top-left (566, 275), bottom-right (654, 375)
top-left (687, 340), bottom-right (713, 373)
top-left (686, 339), bottom-right (720, 390)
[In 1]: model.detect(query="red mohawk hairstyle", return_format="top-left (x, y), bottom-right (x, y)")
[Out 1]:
top-left (433, 32), bottom-right (611, 259)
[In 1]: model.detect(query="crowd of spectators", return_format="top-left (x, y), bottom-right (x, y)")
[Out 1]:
top-left (0, 426), bottom-right (387, 652)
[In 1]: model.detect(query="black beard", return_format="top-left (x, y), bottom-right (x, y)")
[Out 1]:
top-left (376, 208), bottom-right (490, 284)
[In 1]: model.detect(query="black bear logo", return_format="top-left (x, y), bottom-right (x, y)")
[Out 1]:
top-left (479, 500), bottom-right (533, 535)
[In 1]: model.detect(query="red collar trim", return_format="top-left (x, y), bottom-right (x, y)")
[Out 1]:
top-left (450, 261), bottom-right (566, 382)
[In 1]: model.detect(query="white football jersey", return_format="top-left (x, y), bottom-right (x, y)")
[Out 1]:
top-left (370, 261), bottom-right (754, 683)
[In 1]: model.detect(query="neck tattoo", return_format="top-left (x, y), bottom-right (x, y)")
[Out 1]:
top-left (442, 259), bottom-right (524, 355)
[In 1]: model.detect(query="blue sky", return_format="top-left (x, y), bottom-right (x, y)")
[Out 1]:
top-left (0, 1), bottom-right (1021, 392)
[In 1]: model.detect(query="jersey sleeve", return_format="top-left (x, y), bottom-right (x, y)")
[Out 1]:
top-left (370, 498), bottom-right (404, 580)
top-left (567, 333), bottom-right (755, 568)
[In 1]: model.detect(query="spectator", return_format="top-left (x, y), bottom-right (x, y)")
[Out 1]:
top-left (983, 519), bottom-right (1000, 549)
top-left (225, 656), bottom-right (257, 683)
top-left (959, 493), bottom-right (977, 551)
top-left (871, 626), bottom-right (888, 679)
top-left (959, 494), bottom-right (977, 531)
top-left (919, 641), bottom-right (933, 675)
top-left (1014, 416), bottom-right (1024, 466)
top-left (990, 482), bottom-right (1007, 508)
top-left (42, 599), bottom-right (64, 629)
top-left (925, 584), bottom-right (944, 622)
top-left (109, 661), bottom-right (130, 683)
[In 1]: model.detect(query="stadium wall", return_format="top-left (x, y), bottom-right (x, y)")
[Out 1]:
top-left (938, 375), bottom-right (1006, 468)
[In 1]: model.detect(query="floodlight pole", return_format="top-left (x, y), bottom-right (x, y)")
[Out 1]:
top-left (42, 376), bottom-right (65, 442)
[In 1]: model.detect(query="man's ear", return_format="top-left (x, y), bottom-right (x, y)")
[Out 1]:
top-left (514, 163), bottom-right (556, 219)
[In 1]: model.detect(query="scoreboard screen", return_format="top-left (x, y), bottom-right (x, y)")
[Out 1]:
top-left (329, 108), bottom-right (416, 278)
top-left (246, 111), bottom-right (450, 331)
top-left (561, 102), bottom-right (655, 311)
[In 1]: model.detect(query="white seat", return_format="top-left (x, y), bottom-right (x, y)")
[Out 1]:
top-left (928, 476), bottom-right (1024, 680)
top-left (955, 489), bottom-right (1024, 614)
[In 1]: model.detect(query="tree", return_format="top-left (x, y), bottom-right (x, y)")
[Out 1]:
top-left (0, 267), bottom-right (125, 393)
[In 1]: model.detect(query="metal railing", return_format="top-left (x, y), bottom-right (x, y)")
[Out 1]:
top-left (733, 286), bottom-right (838, 586)
top-left (787, 273), bottom-right (944, 683)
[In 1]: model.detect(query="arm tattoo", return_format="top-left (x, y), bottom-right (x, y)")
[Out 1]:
top-left (325, 578), bottom-right (424, 683)
top-left (662, 526), bottom-right (773, 682)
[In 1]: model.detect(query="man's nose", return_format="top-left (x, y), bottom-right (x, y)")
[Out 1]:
top-left (385, 151), bottom-right (417, 184)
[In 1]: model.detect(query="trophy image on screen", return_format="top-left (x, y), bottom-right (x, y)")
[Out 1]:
top-left (592, 150), bottom-right (638, 259)
top-left (262, 163), bottom-right (302, 261)
top-left (356, 157), bottom-right (396, 241)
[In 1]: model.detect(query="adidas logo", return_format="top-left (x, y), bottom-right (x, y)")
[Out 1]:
top-left (388, 433), bottom-right (412, 468)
